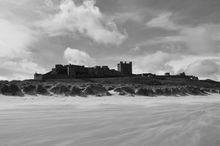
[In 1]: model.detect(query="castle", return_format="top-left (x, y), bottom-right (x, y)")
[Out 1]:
top-left (34, 61), bottom-right (198, 80)
top-left (34, 61), bottom-right (133, 80)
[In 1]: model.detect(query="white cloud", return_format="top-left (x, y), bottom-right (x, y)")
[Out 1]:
top-left (131, 52), bottom-right (220, 81)
top-left (0, 19), bottom-right (35, 59)
top-left (44, 0), bottom-right (54, 8)
top-left (0, 59), bottom-right (46, 80)
top-left (185, 59), bottom-right (220, 81)
top-left (133, 51), bottom-right (180, 74)
top-left (113, 12), bottom-right (144, 23)
top-left (39, 0), bottom-right (126, 45)
top-left (146, 12), bottom-right (181, 30)
top-left (169, 55), bottom-right (219, 73)
top-left (181, 25), bottom-right (220, 54)
top-left (0, 76), bottom-right (7, 81)
top-left (130, 46), bottom-right (140, 52)
top-left (64, 47), bottom-right (95, 66)
top-left (139, 36), bottom-right (183, 47)
top-left (0, 17), bottom-right (45, 80)
top-left (146, 12), bottom-right (220, 55)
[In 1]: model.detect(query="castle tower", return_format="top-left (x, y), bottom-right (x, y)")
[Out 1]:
top-left (67, 64), bottom-right (76, 77)
top-left (117, 61), bottom-right (132, 76)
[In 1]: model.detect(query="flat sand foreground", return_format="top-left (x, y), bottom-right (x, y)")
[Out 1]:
top-left (1, 95), bottom-right (220, 146)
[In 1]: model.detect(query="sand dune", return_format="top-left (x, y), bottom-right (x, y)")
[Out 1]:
top-left (1, 95), bottom-right (220, 146)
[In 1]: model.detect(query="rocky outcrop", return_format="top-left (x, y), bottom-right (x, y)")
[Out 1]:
top-left (135, 86), bottom-right (209, 97)
top-left (36, 85), bottom-right (50, 95)
top-left (23, 85), bottom-right (37, 95)
top-left (175, 87), bottom-right (187, 96)
top-left (0, 83), bottom-right (3, 94)
top-left (83, 84), bottom-right (110, 97)
top-left (0, 80), bottom-right (219, 97)
top-left (136, 88), bottom-right (155, 96)
top-left (114, 86), bottom-right (135, 95)
top-left (70, 86), bottom-right (83, 96)
top-left (106, 86), bottom-right (115, 91)
top-left (184, 86), bottom-right (206, 95)
top-left (1, 84), bottom-right (24, 96)
top-left (50, 84), bottom-right (70, 96)
top-left (162, 88), bottom-right (172, 96)
top-left (154, 88), bottom-right (163, 96)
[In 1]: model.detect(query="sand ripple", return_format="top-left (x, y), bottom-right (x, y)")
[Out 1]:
top-left (1, 95), bottom-right (220, 146)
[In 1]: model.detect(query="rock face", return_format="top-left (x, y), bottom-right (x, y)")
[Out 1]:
top-left (114, 86), bottom-right (135, 95)
top-left (36, 85), bottom-right (50, 95)
top-left (0, 80), bottom-right (219, 97)
top-left (50, 84), bottom-right (70, 96)
top-left (106, 86), bottom-right (115, 91)
top-left (154, 88), bottom-right (163, 96)
top-left (83, 84), bottom-right (110, 97)
top-left (184, 86), bottom-right (206, 95)
top-left (1, 84), bottom-right (24, 96)
top-left (162, 88), bottom-right (172, 96)
top-left (70, 86), bottom-right (83, 96)
top-left (135, 87), bottom-right (207, 97)
top-left (23, 85), bottom-right (37, 95)
top-left (176, 87), bottom-right (187, 96)
top-left (170, 88), bottom-right (181, 96)
top-left (0, 83), bottom-right (2, 94)
top-left (136, 88), bottom-right (155, 96)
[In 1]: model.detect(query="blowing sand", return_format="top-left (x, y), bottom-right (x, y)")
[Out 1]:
top-left (1, 95), bottom-right (220, 146)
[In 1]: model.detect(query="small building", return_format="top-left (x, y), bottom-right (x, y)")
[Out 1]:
top-left (34, 73), bottom-right (43, 80)
top-left (164, 72), bottom-right (170, 76)
top-left (178, 72), bottom-right (186, 77)
top-left (142, 73), bottom-right (156, 78)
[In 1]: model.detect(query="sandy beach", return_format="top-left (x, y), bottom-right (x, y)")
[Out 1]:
top-left (1, 95), bottom-right (220, 146)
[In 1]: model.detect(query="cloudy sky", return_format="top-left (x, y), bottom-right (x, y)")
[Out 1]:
top-left (0, 0), bottom-right (220, 80)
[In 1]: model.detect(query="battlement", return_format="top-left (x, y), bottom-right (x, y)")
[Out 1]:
top-left (119, 61), bottom-right (132, 65)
